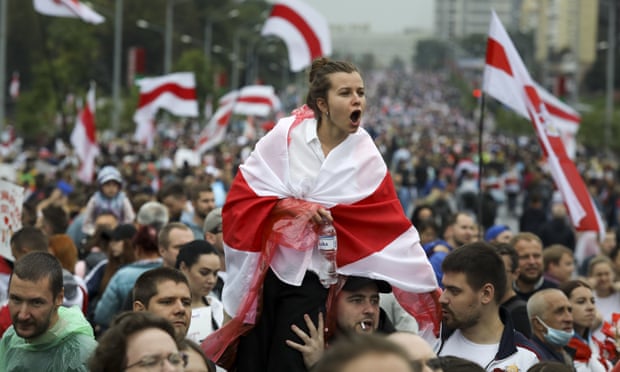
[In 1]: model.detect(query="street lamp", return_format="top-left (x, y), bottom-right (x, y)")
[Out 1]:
top-left (204, 8), bottom-right (240, 63)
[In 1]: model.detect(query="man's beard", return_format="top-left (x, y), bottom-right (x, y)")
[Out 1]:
top-left (519, 272), bottom-right (541, 285)
top-left (13, 309), bottom-right (54, 340)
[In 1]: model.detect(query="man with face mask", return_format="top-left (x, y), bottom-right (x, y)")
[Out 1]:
top-left (527, 288), bottom-right (576, 367)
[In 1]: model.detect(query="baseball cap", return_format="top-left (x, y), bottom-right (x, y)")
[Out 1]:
top-left (342, 276), bottom-right (392, 293)
top-left (484, 224), bottom-right (511, 242)
top-left (203, 208), bottom-right (222, 234)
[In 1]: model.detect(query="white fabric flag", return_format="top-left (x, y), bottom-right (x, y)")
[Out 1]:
top-left (133, 72), bottom-right (199, 147)
top-left (261, 0), bottom-right (331, 72)
top-left (70, 84), bottom-right (99, 184)
top-left (33, 0), bottom-right (105, 24)
top-left (483, 10), bottom-right (604, 236)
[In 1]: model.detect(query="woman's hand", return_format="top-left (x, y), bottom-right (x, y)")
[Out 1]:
top-left (312, 208), bottom-right (333, 225)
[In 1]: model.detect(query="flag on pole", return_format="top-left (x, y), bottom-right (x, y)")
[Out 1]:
top-left (133, 72), bottom-right (199, 148)
top-left (261, 0), bottom-right (331, 72)
top-left (483, 11), bottom-right (604, 235)
top-left (482, 21), bottom-right (580, 158)
top-left (33, 0), bottom-right (105, 24)
top-left (70, 84), bottom-right (99, 184)
top-left (195, 92), bottom-right (238, 155)
top-left (195, 86), bottom-right (282, 154)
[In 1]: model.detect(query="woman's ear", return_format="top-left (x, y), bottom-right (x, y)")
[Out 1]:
top-left (317, 98), bottom-right (328, 115)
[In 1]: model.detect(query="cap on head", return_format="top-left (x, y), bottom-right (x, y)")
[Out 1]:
top-left (203, 208), bottom-right (222, 233)
top-left (342, 276), bottom-right (392, 293)
top-left (484, 224), bottom-right (510, 242)
top-left (97, 165), bottom-right (123, 185)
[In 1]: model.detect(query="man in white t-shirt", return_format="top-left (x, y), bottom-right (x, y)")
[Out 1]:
top-left (435, 241), bottom-right (539, 371)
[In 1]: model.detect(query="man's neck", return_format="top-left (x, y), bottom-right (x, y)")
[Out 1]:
top-left (193, 214), bottom-right (204, 227)
top-left (515, 276), bottom-right (543, 294)
top-left (501, 288), bottom-right (517, 304)
top-left (460, 310), bottom-right (504, 344)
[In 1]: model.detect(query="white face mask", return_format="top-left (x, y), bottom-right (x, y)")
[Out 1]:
top-left (536, 316), bottom-right (574, 346)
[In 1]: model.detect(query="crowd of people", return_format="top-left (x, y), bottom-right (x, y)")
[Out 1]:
top-left (0, 57), bottom-right (619, 371)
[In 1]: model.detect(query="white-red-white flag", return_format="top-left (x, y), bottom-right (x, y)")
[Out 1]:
top-left (483, 11), bottom-right (604, 235)
top-left (195, 86), bottom-right (282, 154)
top-left (195, 91), bottom-right (239, 155)
top-left (234, 85), bottom-right (281, 117)
top-left (33, 0), bottom-right (105, 24)
top-left (8, 72), bottom-right (19, 101)
top-left (133, 72), bottom-right (199, 148)
top-left (261, 0), bottom-right (331, 72)
top-left (70, 84), bottom-right (99, 184)
top-left (483, 21), bottom-right (580, 158)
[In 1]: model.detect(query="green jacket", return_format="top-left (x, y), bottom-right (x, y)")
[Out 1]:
top-left (0, 306), bottom-right (97, 371)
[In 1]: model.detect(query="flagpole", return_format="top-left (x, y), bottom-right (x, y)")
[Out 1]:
top-left (0, 0), bottom-right (7, 132)
top-left (111, 0), bottom-right (123, 134)
top-left (477, 93), bottom-right (486, 231)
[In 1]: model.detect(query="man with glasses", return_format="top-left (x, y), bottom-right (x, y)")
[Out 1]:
top-left (0, 252), bottom-right (97, 371)
top-left (89, 311), bottom-right (188, 371)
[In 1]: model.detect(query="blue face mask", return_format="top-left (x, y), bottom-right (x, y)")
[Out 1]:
top-left (536, 316), bottom-right (574, 346)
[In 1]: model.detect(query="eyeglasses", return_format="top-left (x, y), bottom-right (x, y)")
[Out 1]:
top-left (210, 225), bottom-right (223, 234)
top-left (125, 352), bottom-right (188, 370)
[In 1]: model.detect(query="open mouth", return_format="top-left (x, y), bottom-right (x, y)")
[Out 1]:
top-left (359, 320), bottom-right (372, 330)
top-left (350, 110), bottom-right (361, 123)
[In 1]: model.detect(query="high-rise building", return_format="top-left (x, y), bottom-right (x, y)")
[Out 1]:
top-left (521, 0), bottom-right (599, 96)
top-left (435, 0), bottom-right (521, 40)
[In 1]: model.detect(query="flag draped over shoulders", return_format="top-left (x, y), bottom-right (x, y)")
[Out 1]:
top-left (203, 106), bottom-right (440, 364)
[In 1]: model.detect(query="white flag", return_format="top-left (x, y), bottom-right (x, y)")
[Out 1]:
top-left (261, 0), bottom-right (331, 71)
top-left (133, 72), bottom-right (199, 147)
top-left (33, 0), bottom-right (105, 24)
top-left (70, 84), bottom-right (99, 184)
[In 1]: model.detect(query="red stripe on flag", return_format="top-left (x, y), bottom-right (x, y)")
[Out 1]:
top-left (332, 174), bottom-right (411, 266)
top-left (486, 38), bottom-right (513, 77)
top-left (271, 4), bottom-right (323, 59)
top-left (544, 101), bottom-right (580, 124)
top-left (80, 105), bottom-right (96, 143)
top-left (217, 111), bottom-right (233, 126)
top-left (223, 172), bottom-right (280, 253)
top-left (138, 83), bottom-right (197, 109)
top-left (237, 96), bottom-right (273, 105)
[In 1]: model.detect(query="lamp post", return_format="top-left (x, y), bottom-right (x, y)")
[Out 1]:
top-left (111, 0), bottom-right (123, 133)
top-left (204, 9), bottom-right (240, 63)
top-left (605, 0), bottom-right (616, 153)
top-left (164, 0), bottom-right (174, 74)
top-left (0, 0), bottom-right (7, 132)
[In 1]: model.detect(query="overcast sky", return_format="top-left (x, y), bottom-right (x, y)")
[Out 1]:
top-left (305, 0), bottom-right (435, 33)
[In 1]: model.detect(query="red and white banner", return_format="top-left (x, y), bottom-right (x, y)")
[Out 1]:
top-left (133, 72), bottom-right (199, 148)
top-left (261, 0), bottom-right (331, 72)
top-left (483, 11), bottom-right (604, 235)
top-left (70, 84), bottom-right (99, 184)
top-left (195, 85), bottom-right (282, 154)
top-left (195, 92), bottom-right (238, 155)
top-left (33, 0), bottom-right (105, 24)
top-left (483, 21), bottom-right (580, 158)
